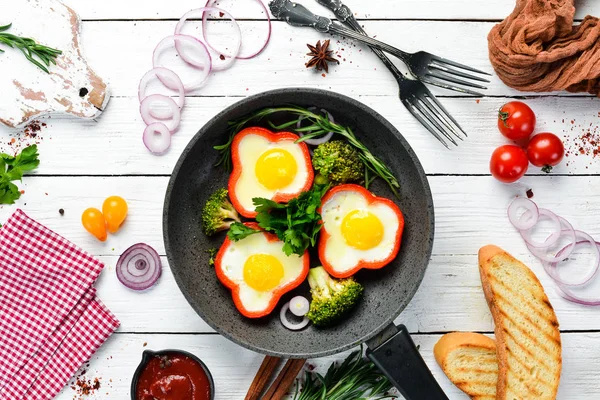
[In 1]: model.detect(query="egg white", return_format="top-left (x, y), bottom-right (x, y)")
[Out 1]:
top-left (220, 232), bottom-right (306, 313)
top-left (320, 190), bottom-right (400, 275)
top-left (234, 133), bottom-right (311, 213)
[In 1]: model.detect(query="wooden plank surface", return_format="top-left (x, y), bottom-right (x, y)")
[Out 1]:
top-left (63, 0), bottom-right (598, 21)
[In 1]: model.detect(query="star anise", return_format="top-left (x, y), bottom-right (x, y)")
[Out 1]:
top-left (306, 39), bottom-right (339, 73)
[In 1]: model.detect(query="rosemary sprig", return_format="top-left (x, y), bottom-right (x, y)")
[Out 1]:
top-left (293, 347), bottom-right (396, 400)
top-left (0, 23), bottom-right (62, 73)
top-left (214, 106), bottom-right (400, 196)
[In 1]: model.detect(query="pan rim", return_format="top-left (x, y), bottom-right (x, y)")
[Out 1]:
top-left (163, 87), bottom-right (435, 358)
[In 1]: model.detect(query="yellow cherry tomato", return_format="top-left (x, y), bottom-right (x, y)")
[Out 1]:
top-left (82, 208), bottom-right (107, 241)
top-left (102, 196), bottom-right (128, 233)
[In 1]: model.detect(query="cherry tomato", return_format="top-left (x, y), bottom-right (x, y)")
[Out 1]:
top-left (490, 145), bottom-right (529, 183)
top-left (102, 196), bottom-right (128, 233)
top-left (497, 101), bottom-right (536, 140)
top-left (527, 133), bottom-right (564, 173)
top-left (82, 208), bottom-right (107, 241)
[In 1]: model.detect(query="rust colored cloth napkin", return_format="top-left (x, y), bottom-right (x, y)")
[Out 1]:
top-left (0, 210), bottom-right (120, 400)
top-left (488, 0), bottom-right (600, 95)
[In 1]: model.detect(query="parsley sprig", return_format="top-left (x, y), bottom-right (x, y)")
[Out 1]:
top-left (227, 184), bottom-right (329, 256)
top-left (0, 145), bottom-right (40, 204)
top-left (215, 106), bottom-right (400, 196)
top-left (293, 347), bottom-right (395, 400)
top-left (0, 23), bottom-right (62, 73)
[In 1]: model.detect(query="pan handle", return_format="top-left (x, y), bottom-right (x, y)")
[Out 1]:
top-left (366, 324), bottom-right (448, 400)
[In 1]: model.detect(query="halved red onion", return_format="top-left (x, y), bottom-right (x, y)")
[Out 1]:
top-left (139, 68), bottom-right (185, 119)
top-left (279, 301), bottom-right (309, 330)
top-left (116, 243), bottom-right (162, 291)
top-left (176, 7), bottom-right (241, 71)
top-left (527, 220), bottom-right (577, 263)
top-left (140, 94), bottom-right (181, 132)
top-left (204, 0), bottom-right (271, 60)
top-left (297, 108), bottom-right (335, 146)
top-left (520, 208), bottom-right (562, 249)
top-left (153, 34), bottom-right (212, 91)
top-left (543, 234), bottom-right (600, 288)
top-left (143, 123), bottom-right (171, 155)
top-left (507, 197), bottom-right (539, 231)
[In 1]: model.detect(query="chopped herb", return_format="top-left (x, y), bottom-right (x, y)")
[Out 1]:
top-left (0, 145), bottom-right (40, 204)
top-left (206, 247), bottom-right (218, 267)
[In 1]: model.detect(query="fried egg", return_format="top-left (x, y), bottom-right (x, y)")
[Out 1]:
top-left (229, 127), bottom-right (314, 218)
top-left (215, 223), bottom-right (310, 318)
top-left (318, 184), bottom-right (404, 278)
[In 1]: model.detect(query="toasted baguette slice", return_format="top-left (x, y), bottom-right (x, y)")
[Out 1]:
top-left (434, 332), bottom-right (498, 400)
top-left (479, 245), bottom-right (562, 400)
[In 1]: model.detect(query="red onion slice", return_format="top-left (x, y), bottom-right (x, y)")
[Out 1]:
top-left (507, 197), bottom-right (539, 231)
top-left (139, 68), bottom-right (185, 119)
top-left (204, 0), bottom-right (271, 60)
top-left (117, 243), bottom-right (162, 291)
top-left (289, 296), bottom-right (309, 317)
top-left (297, 108), bottom-right (335, 146)
top-left (143, 123), bottom-right (171, 155)
top-left (543, 234), bottom-right (600, 288)
top-left (279, 301), bottom-right (309, 330)
top-left (557, 287), bottom-right (600, 306)
top-left (176, 7), bottom-right (241, 71)
top-left (140, 94), bottom-right (181, 133)
top-left (153, 34), bottom-right (212, 91)
top-left (520, 209), bottom-right (562, 249)
top-left (527, 220), bottom-right (577, 263)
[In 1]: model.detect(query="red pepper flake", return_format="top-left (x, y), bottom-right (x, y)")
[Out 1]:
top-left (219, 11), bottom-right (224, 17)
top-left (19, 190), bottom-right (24, 195)
top-left (526, 189), bottom-right (534, 198)
top-left (219, 54), bottom-right (225, 61)
top-left (475, 99), bottom-right (480, 104)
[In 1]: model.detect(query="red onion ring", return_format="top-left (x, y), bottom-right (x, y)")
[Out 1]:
top-left (297, 108), bottom-right (335, 146)
top-left (153, 34), bottom-right (212, 91)
top-left (116, 243), bottom-right (162, 291)
top-left (143, 123), bottom-right (171, 155)
top-left (140, 94), bottom-right (181, 133)
top-left (520, 208), bottom-right (562, 249)
top-left (543, 234), bottom-right (600, 288)
top-left (557, 287), bottom-right (600, 306)
top-left (139, 68), bottom-right (185, 119)
top-left (279, 301), bottom-right (309, 330)
top-left (507, 197), bottom-right (539, 231)
top-left (204, 0), bottom-right (271, 60)
top-left (526, 220), bottom-right (577, 263)
top-left (176, 7), bottom-right (241, 71)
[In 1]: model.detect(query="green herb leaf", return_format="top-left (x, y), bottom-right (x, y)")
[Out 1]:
top-left (0, 145), bottom-right (40, 204)
top-left (216, 106), bottom-right (400, 196)
top-left (0, 23), bottom-right (62, 73)
top-left (251, 184), bottom-right (329, 257)
top-left (227, 222), bottom-right (261, 241)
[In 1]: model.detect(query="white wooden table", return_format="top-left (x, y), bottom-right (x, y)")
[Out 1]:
top-left (2, 0), bottom-right (600, 398)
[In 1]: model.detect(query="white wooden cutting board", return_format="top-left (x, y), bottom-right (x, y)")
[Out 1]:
top-left (0, 0), bottom-right (110, 128)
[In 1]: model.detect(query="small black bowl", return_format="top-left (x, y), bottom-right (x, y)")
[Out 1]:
top-left (130, 349), bottom-right (215, 400)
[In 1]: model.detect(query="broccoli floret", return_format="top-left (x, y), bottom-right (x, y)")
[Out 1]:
top-left (201, 188), bottom-right (240, 236)
top-left (312, 140), bottom-right (364, 186)
top-left (305, 266), bottom-right (364, 327)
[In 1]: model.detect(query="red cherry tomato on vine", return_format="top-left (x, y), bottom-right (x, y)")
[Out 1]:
top-left (102, 196), bottom-right (128, 233)
top-left (527, 133), bottom-right (564, 173)
top-left (498, 101), bottom-right (536, 140)
top-left (82, 208), bottom-right (107, 241)
top-left (490, 145), bottom-right (529, 183)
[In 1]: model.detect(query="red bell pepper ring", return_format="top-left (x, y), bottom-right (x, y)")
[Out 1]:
top-left (318, 184), bottom-right (405, 279)
top-left (228, 127), bottom-right (314, 218)
top-left (215, 222), bottom-right (310, 318)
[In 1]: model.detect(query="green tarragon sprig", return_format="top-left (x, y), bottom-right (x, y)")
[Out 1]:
top-left (0, 23), bottom-right (62, 73)
top-left (214, 106), bottom-right (400, 197)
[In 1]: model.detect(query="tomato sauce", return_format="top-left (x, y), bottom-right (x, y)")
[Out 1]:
top-left (136, 353), bottom-right (211, 400)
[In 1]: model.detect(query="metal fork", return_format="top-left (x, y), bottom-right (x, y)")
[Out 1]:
top-left (270, 0), bottom-right (490, 96)
top-left (313, 0), bottom-right (465, 147)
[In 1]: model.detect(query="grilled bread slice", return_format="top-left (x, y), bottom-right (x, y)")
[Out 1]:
top-left (434, 332), bottom-right (498, 400)
top-left (479, 245), bottom-right (561, 400)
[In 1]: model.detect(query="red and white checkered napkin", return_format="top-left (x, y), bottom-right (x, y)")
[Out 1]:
top-left (0, 209), bottom-right (120, 400)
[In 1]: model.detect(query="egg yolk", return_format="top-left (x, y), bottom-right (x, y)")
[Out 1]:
top-left (341, 209), bottom-right (384, 250)
top-left (243, 253), bottom-right (284, 292)
top-left (255, 148), bottom-right (298, 190)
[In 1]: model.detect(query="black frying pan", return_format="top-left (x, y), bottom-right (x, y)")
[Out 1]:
top-left (163, 88), bottom-right (446, 399)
